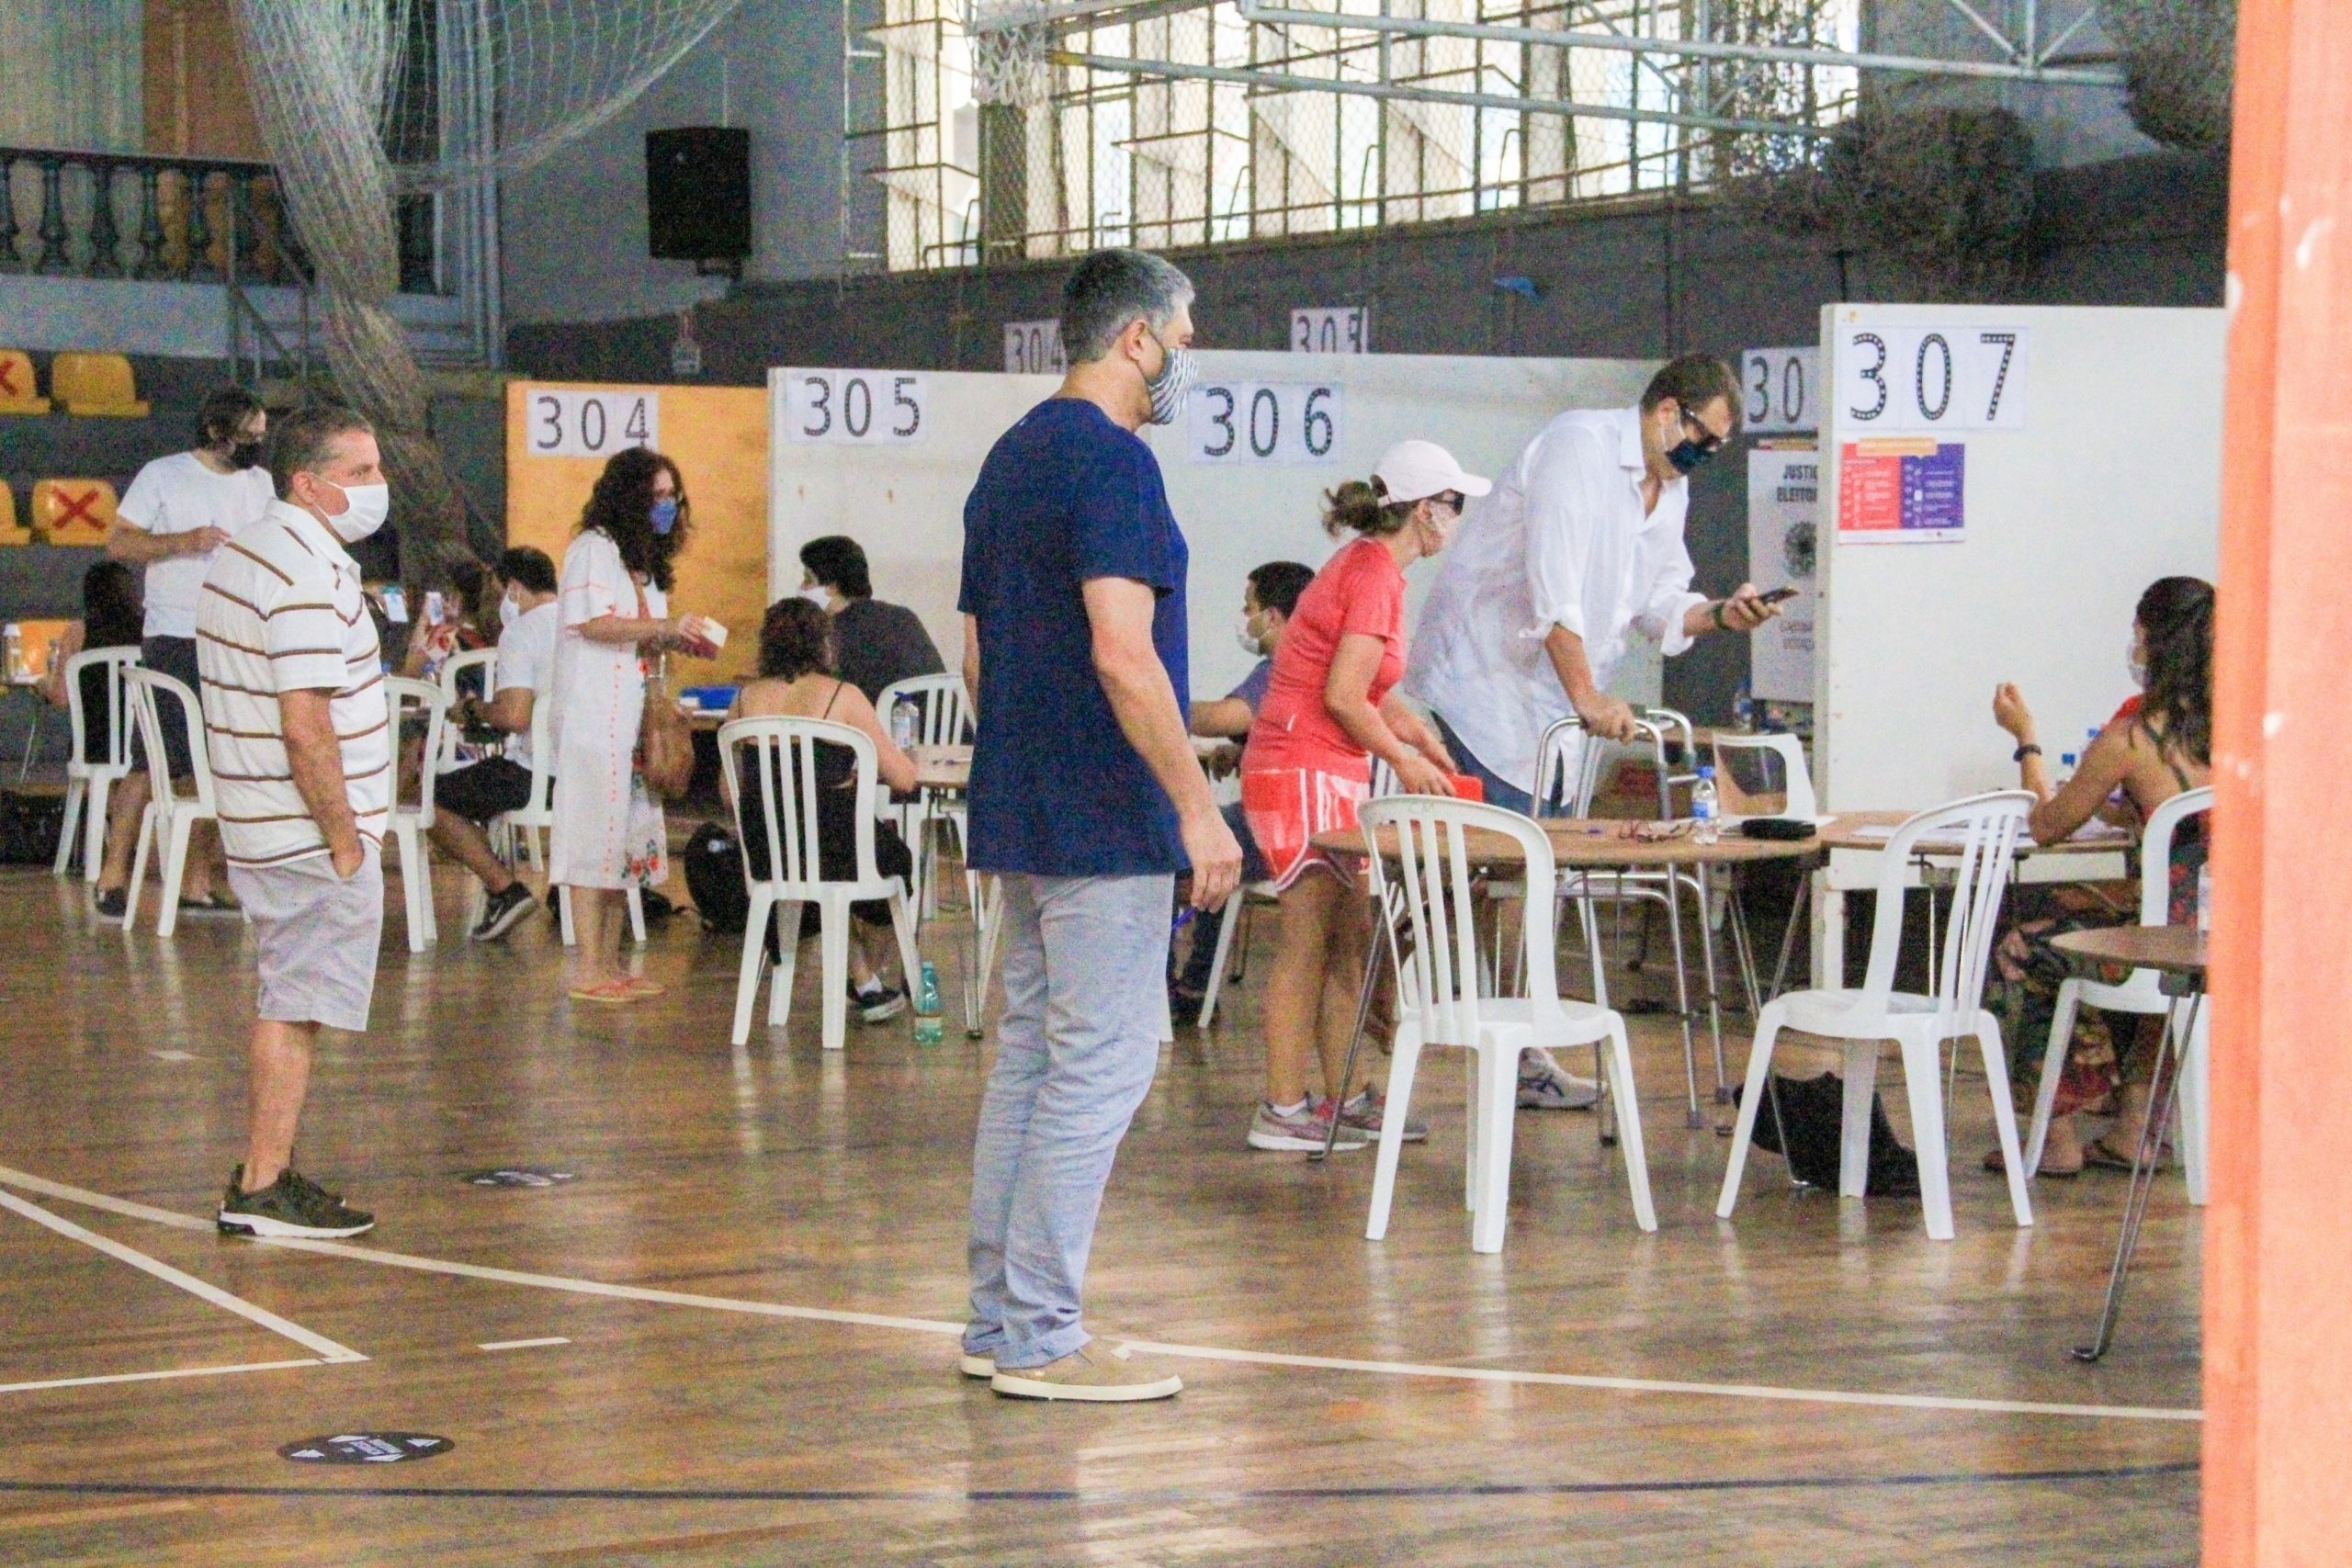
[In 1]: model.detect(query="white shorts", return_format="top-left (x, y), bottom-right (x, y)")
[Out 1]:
top-left (227, 841), bottom-right (384, 1033)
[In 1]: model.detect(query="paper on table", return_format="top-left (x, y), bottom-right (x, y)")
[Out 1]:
top-left (1849, 820), bottom-right (2132, 844)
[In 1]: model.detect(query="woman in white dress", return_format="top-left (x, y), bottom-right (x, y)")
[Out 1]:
top-left (549, 448), bottom-right (711, 1002)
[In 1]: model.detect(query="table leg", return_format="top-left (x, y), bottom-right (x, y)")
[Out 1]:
top-left (1767, 871), bottom-right (1809, 1005)
top-left (2072, 991), bottom-right (2199, 1363)
top-left (1312, 915), bottom-right (1389, 1165)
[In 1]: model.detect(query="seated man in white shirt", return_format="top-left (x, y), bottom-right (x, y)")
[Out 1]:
top-left (1406, 355), bottom-right (1781, 1107)
top-left (428, 547), bottom-right (559, 941)
top-left (1171, 559), bottom-right (1311, 1011)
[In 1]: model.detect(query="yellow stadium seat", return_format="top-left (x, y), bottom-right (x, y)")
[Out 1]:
top-left (49, 353), bottom-right (148, 417)
top-left (31, 479), bottom-right (119, 546)
top-left (0, 482), bottom-right (28, 546)
top-left (0, 350), bottom-right (49, 414)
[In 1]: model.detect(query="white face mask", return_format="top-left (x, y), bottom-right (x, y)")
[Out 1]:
top-left (499, 592), bottom-right (520, 629)
top-left (314, 478), bottom-right (390, 543)
top-left (1235, 611), bottom-right (1265, 657)
top-left (2129, 644), bottom-right (2148, 690)
top-left (801, 584), bottom-right (834, 612)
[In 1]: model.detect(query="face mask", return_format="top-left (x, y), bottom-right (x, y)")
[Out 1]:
top-left (1421, 501), bottom-right (1464, 551)
top-left (801, 584), bottom-right (833, 612)
top-left (2129, 643), bottom-right (2148, 690)
top-left (1662, 410), bottom-right (1721, 477)
top-left (316, 479), bottom-right (390, 543)
top-left (1235, 611), bottom-right (1265, 656)
top-left (230, 441), bottom-right (264, 469)
top-left (499, 592), bottom-right (520, 629)
top-left (1144, 339), bottom-right (1197, 426)
top-left (650, 496), bottom-right (680, 536)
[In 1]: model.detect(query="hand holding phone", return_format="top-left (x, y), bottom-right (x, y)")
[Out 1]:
top-left (1758, 585), bottom-right (1802, 605)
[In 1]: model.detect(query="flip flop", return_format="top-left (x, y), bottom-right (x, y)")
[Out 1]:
top-left (1984, 1146), bottom-right (2079, 1178)
top-left (178, 891), bottom-right (241, 914)
top-left (620, 976), bottom-right (668, 998)
top-left (568, 979), bottom-right (641, 1004)
top-left (2082, 1135), bottom-right (2157, 1171)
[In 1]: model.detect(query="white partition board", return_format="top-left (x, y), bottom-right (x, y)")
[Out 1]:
top-left (1816, 304), bottom-right (2223, 810)
top-left (770, 353), bottom-right (1659, 704)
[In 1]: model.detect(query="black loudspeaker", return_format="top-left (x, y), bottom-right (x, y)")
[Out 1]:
top-left (646, 127), bottom-right (752, 263)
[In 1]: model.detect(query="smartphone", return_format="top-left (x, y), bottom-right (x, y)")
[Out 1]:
top-left (423, 590), bottom-right (447, 625)
top-left (1757, 585), bottom-right (1802, 605)
top-left (379, 584), bottom-right (409, 624)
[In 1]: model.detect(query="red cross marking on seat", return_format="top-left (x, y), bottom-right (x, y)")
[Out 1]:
top-left (0, 360), bottom-right (22, 397)
top-left (52, 489), bottom-right (104, 530)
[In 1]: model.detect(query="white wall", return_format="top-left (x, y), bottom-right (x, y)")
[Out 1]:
top-left (499, 1), bottom-right (844, 326)
top-left (1815, 303), bottom-right (2224, 809)
top-left (770, 352), bottom-right (1668, 704)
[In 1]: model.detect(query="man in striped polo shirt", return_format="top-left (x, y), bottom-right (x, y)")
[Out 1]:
top-left (198, 404), bottom-right (392, 1239)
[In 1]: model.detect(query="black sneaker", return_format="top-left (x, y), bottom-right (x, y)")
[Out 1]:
top-left (218, 1165), bottom-right (374, 1238)
top-left (94, 887), bottom-right (127, 919)
top-left (854, 980), bottom-right (909, 1024)
top-left (470, 881), bottom-right (537, 942)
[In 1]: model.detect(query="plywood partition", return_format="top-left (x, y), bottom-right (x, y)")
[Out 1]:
top-left (768, 353), bottom-right (1660, 705)
top-left (503, 381), bottom-right (768, 685)
top-left (1814, 304), bottom-right (2224, 811)
top-left (2204, 0), bottom-right (2352, 1558)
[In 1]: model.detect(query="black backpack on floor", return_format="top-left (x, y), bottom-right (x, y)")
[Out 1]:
top-left (683, 821), bottom-right (749, 933)
top-left (0, 791), bottom-right (65, 866)
top-left (1734, 1073), bottom-right (1920, 1198)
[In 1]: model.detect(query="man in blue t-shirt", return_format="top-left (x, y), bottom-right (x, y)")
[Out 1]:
top-left (956, 249), bottom-right (1241, 1404)
top-left (1171, 558), bottom-right (1314, 1012)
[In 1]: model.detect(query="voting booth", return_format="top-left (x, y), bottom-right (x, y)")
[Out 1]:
top-left (766, 353), bottom-right (1663, 706)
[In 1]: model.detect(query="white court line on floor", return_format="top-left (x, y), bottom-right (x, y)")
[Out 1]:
top-left (0, 1359), bottom-right (332, 1397)
top-left (479, 1337), bottom-right (571, 1353)
top-left (0, 1186), bottom-right (368, 1366)
top-left (0, 1163), bottom-right (2200, 1424)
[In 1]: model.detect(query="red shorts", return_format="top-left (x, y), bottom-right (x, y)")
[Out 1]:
top-left (1241, 767), bottom-right (1371, 892)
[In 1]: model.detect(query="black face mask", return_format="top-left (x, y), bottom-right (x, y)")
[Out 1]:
top-left (1664, 436), bottom-right (1718, 476)
top-left (230, 441), bottom-right (264, 469)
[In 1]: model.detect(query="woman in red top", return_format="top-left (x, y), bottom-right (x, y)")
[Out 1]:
top-left (1238, 440), bottom-right (1487, 1152)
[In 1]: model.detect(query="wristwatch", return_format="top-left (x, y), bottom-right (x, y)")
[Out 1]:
top-left (2013, 743), bottom-right (2043, 762)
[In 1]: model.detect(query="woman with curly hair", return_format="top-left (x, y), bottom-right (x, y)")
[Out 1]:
top-left (1987, 575), bottom-right (2213, 1175)
top-left (548, 447), bottom-right (715, 1002)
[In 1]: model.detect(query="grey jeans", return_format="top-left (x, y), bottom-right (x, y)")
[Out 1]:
top-left (965, 871), bottom-right (1173, 1370)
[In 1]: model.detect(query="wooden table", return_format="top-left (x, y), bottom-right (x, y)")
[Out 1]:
top-left (1314, 818), bottom-right (1822, 1134)
top-left (910, 742), bottom-right (971, 794)
top-left (2052, 924), bottom-right (2208, 1363)
top-left (1809, 811), bottom-right (2136, 987)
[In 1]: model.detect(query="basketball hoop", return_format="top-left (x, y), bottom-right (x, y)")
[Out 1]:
top-left (967, 1), bottom-right (1055, 108)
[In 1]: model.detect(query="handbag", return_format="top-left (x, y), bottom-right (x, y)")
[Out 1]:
top-left (634, 582), bottom-right (695, 801)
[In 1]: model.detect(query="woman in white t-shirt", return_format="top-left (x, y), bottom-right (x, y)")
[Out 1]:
top-left (103, 388), bottom-right (275, 915)
top-left (548, 449), bottom-right (713, 1003)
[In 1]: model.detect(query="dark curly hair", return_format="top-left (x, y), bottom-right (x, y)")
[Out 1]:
top-left (577, 446), bottom-right (690, 592)
top-left (759, 596), bottom-right (834, 682)
top-left (2135, 575), bottom-right (2212, 768)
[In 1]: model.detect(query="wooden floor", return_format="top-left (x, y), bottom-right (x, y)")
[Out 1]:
top-left (0, 859), bottom-right (2201, 1566)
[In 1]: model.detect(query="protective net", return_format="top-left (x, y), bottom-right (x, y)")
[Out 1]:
top-left (231, 0), bottom-right (741, 580)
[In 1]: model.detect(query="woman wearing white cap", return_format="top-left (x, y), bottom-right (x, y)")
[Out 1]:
top-left (1236, 439), bottom-right (1489, 1153)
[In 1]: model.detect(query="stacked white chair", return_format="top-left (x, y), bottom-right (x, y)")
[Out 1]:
top-left (876, 672), bottom-right (973, 918)
top-left (1359, 795), bottom-right (1656, 1253)
top-left (52, 647), bottom-right (139, 881)
top-left (384, 677), bottom-right (448, 953)
top-left (1716, 790), bottom-right (2037, 1241)
top-left (119, 668), bottom-right (223, 937)
top-left (2024, 786), bottom-right (2213, 1202)
top-left (720, 715), bottom-right (921, 1051)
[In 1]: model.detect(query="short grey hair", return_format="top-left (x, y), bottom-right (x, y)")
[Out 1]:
top-left (1060, 248), bottom-right (1195, 365)
top-left (268, 402), bottom-right (375, 499)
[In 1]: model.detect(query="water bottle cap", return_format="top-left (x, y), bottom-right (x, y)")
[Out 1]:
top-left (1698, 765), bottom-right (1715, 778)
top-left (2061, 753), bottom-right (2077, 767)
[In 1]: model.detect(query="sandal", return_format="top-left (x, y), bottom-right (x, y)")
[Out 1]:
top-left (2084, 1134), bottom-right (2165, 1170)
top-left (178, 890), bottom-right (241, 914)
top-left (568, 979), bottom-right (641, 1004)
top-left (1984, 1146), bottom-right (2078, 1178)
top-left (620, 976), bottom-right (667, 998)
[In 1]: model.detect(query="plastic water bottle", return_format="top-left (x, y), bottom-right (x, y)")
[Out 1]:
top-left (1690, 765), bottom-right (1720, 844)
top-left (890, 697), bottom-right (918, 752)
top-left (1732, 681), bottom-right (1755, 733)
top-left (912, 961), bottom-right (944, 1044)
top-left (2, 624), bottom-right (19, 683)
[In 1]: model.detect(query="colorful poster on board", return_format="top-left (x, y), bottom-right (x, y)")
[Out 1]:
top-left (1746, 445), bottom-right (1818, 703)
top-left (1838, 438), bottom-right (1965, 543)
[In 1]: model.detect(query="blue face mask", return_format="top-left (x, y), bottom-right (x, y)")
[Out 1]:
top-left (650, 496), bottom-right (680, 536)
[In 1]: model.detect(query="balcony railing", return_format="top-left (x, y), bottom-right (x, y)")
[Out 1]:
top-left (0, 145), bottom-right (312, 289)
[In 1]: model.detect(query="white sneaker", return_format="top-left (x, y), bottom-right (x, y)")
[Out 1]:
top-left (990, 1344), bottom-right (1182, 1402)
top-left (1247, 1098), bottom-right (1368, 1152)
top-left (1517, 1051), bottom-right (1600, 1110)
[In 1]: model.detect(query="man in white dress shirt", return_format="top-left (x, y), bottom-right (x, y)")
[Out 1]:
top-left (1405, 354), bottom-right (1780, 1107)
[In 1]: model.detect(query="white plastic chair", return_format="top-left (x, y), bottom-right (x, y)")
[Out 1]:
top-left (119, 668), bottom-right (222, 937)
top-left (877, 673), bottom-right (973, 919)
top-left (53, 647), bottom-right (139, 881)
top-left (385, 677), bottom-right (447, 953)
top-left (1359, 796), bottom-right (1655, 1251)
top-left (1709, 731), bottom-right (1817, 820)
top-left (1717, 790), bottom-right (2037, 1241)
top-left (2023, 786), bottom-right (2213, 1201)
top-left (720, 716), bottom-right (921, 1051)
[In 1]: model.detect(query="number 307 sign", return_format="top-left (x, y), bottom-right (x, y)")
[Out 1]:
top-left (1835, 321), bottom-right (2030, 434)
top-left (1184, 382), bottom-right (1341, 465)
top-left (524, 389), bottom-right (658, 457)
